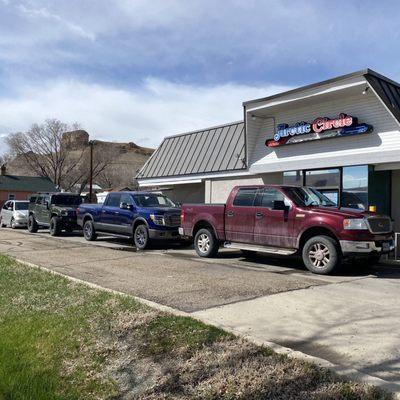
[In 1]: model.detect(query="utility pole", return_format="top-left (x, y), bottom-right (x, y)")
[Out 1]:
top-left (89, 140), bottom-right (94, 202)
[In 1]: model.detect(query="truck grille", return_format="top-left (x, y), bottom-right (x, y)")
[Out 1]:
top-left (165, 214), bottom-right (181, 227)
top-left (366, 217), bottom-right (392, 234)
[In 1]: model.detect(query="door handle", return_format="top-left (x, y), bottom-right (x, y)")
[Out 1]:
top-left (256, 212), bottom-right (264, 219)
top-left (226, 211), bottom-right (234, 217)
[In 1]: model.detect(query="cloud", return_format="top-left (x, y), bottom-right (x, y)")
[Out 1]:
top-left (17, 4), bottom-right (96, 41)
top-left (0, 78), bottom-right (290, 149)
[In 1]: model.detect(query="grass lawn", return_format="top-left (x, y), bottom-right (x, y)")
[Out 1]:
top-left (0, 253), bottom-right (393, 400)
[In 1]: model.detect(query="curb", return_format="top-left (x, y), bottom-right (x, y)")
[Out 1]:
top-left (15, 257), bottom-right (400, 398)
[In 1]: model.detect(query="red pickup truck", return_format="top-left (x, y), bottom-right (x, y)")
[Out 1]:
top-left (179, 185), bottom-right (394, 274)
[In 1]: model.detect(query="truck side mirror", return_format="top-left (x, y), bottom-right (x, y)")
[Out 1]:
top-left (273, 200), bottom-right (288, 211)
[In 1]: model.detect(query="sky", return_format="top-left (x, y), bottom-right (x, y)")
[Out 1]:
top-left (1, 0), bottom-right (400, 154)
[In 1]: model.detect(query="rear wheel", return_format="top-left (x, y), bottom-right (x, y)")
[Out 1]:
top-left (134, 224), bottom-right (150, 250)
top-left (28, 215), bottom-right (38, 233)
top-left (302, 235), bottom-right (341, 275)
top-left (194, 228), bottom-right (219, 258)
top-left (83, 220), bottom-right (97, 241)
top-left (49, 216), bottom-right (62, 236)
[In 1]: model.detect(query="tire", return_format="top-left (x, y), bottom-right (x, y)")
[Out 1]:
top-left (28, 215), bottom-right (39, 233)
top-left (10, 218), bottom-right (16, 229)
top-left (83, 220), bottom-right (97, 241)
top-left (49, 216), bottom-right (62, 236)
top-left (194, 228), bottom-right (219, 258)
top-left (134, 224), bottom-right (150, 250)
top-left (302, 235), bottom-right (341, 275)
top-left (0, 217), bottom-right (5, 228)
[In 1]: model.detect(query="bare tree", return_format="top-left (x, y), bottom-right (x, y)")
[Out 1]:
top-left (0, 153), bottom-right (12, 166)
top-left (6, 119), bottom-right (115, 192)
top-left (6, 119), bottom-right (83, 188)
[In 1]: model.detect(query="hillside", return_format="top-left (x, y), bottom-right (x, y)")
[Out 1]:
top-left (6, 130), bottom-right (154, 189)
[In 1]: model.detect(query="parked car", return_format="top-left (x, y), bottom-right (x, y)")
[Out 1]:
top-left (179, 185), bottom-right (394, 275)
top-left (28, 192), bottom-right (82, 236)
top-left (0, 200), bottom-right (30, 228)
top-left (77, 191), bottom-right (181, 249)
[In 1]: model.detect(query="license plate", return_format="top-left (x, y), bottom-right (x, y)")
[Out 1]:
top-left (382, 242), bottom-right (390, 252)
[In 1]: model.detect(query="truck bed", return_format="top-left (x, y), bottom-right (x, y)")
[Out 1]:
top-left (181, 203), bottom-right (226, 240)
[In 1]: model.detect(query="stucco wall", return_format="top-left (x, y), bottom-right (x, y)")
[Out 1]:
top-left (160, 183), bottom-right (205, 204)
top-left (205, 172), bottom-right (283, 203)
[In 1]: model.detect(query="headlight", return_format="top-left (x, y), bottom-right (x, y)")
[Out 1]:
top-left (343, 218), bottom-right (368, 230)
top-left (61, 210), bottom-right (68, 216)
top-left (150, 214), bottom-right (165, 226)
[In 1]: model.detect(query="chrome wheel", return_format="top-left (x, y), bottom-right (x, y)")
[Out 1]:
top-left (84, 222), bottom-right (92, 238)
top-left (135, 226), bottom-right (146, 247)
top-left (197, 233), bottom-right (210, 254)
top-left (308, 242), bottom-right (330, 269)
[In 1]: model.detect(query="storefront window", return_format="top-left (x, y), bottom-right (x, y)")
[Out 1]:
top-left (342, 165), bottom-right (368, 210)
top-left (283, 171), bottom-right (303, 186)
top-left (305, 169), bottom-right (340, 188)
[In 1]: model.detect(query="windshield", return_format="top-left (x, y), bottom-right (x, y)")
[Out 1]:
top-left (15, 202), bottom-right (29, 210)
top-left (284, 187), bottom-right (337, 207)
top-left (133, 194), bottom-right (176, 208)
top-left (51, 195), bottom-right (82, 206)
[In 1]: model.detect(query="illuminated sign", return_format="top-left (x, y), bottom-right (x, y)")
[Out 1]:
top-left (266, 113), bottom-right (373, 147)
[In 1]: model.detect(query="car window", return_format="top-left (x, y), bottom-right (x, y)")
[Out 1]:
top-left (255, 188), bottom-right (285, 209)
top-left (232, 188), bottom-right (258, 207)
top-left (120, 194), bottom-right (133, 205)
top-left (132, 194), bottom-right (176, 207)
top-left (51, 195), bottom-right (81, 206)
top-left (105, 193), bottom-right (121, 207)
top-left (15, 202), bottom-right (29, 210)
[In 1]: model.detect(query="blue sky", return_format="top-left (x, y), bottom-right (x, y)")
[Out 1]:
top-left (1, 0), bottom-right (400, 153)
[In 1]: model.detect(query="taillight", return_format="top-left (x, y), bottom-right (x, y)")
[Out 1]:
top-left (76, 207), bottom-right (80, 214)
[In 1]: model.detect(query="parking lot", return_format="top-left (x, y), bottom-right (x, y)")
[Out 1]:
top-left (1, 227), bottom-right (400, 393)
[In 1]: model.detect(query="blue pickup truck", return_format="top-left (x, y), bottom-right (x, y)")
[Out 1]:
top-left (77, 191), bottom-right (182, 249)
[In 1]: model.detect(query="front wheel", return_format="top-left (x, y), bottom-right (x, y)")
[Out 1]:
top-left (302, 235), bottom-right (341, 275)
top-left (10, 218), bottom-right (16, 229)
top-left (28, 215), bottom-right (38, 233)
top-left (194, 228), bottom-right (219, 258)
top-left (134, 224), bottom-right (150, 250)
top-left (49, 216), bottom-right (62, 236)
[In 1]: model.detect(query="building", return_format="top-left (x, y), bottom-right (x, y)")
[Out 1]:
top-left (137, 69), bottom-right (400, 230)
top-left (0, 165), bottom-right (58, 207)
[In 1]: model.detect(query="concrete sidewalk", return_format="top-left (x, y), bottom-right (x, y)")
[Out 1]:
top-left (1, 228), bottom-right (400, 394)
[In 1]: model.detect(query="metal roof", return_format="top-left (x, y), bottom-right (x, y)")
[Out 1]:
top-left (0, 175), bottom-right (57, 192)
top-left (365, 73), bottom-right (400, 124)
top-left (242, 68), bottom-right (400, 108)
top-left (137, 121), bottom-right (246, 179)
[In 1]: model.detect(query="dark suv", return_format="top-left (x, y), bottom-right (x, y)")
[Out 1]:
top-left (28, 192), bottom-right (82, 236)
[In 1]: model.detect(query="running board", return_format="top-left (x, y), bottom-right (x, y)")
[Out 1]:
top-left (224, 242), bottom-right (297, 256)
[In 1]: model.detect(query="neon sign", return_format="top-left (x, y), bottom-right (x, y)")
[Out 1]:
top-left (266, 113), bottom-right (372, 147)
